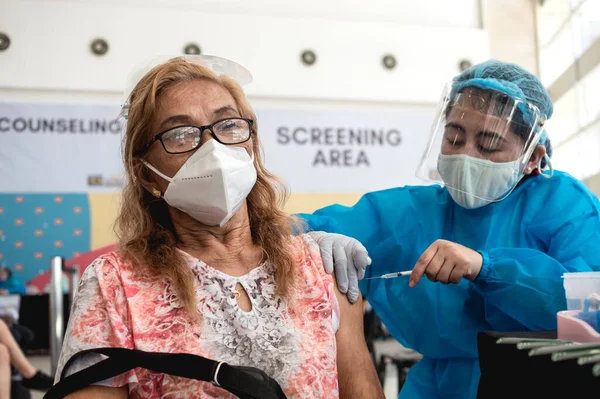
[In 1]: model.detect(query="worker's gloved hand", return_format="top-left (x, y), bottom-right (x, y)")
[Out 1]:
top-left (307, 231), bottom-right (371, 303)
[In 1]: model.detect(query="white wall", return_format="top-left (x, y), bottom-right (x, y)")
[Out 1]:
top-left (535, 0), bottom-right (600, 181)
top-left (0, 0), bottom-right (488, 107)
top-left (483, 0), bottom-right (539, 74)
top-left (68, 0), bottom-right (483, 27)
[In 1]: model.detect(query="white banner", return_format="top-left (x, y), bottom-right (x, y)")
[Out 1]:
top-left (257, 107), bottom-right (435, 192)
top-left (0, 102), bottom-right (124, 193)
top-left (0, 102), bottom-right (435, 193)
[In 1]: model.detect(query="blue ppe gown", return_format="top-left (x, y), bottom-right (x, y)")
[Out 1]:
top-left (299, 171), bottom-right (600, 399)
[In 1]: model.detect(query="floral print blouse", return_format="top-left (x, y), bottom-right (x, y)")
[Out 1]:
top-left (56, 235), bottom-right (340, 398)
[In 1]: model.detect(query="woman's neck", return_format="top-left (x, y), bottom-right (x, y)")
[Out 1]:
top-left (170, 202), bottom-right (262, 275)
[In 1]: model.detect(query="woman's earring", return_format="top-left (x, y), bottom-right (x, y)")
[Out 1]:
top-left (152, 188), bottom-right (162, 198)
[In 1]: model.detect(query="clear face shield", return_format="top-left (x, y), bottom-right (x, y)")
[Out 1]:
top-left (416, 83), bottom-right (546, 208)
top-left (120, 54), bottom-right (253, 119)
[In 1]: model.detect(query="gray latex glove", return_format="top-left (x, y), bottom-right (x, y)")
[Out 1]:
top-left (307, 231), bottom-right (371, 303)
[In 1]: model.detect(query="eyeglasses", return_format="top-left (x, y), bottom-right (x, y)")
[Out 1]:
top-left (141, 118), bottom-right (253, 155)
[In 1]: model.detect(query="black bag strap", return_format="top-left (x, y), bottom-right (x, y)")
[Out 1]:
top-left (44, 347), bottom-right (287, 399)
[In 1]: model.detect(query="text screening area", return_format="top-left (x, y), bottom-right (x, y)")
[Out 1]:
top-left (276, 126), bottom-right (402, 166)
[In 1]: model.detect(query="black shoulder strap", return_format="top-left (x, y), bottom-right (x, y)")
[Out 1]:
top-left (44, 348), bottom-right (287, 399)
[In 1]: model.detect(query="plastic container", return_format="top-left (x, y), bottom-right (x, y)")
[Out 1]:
top-left (562, 272), bottom-right (600, 311)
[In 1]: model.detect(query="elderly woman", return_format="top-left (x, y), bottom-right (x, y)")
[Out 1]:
top-left (55, 56), bottom-right (383, 399)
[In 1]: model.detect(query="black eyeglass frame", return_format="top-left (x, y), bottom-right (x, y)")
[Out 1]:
top-left (136, 117), bottom-right (254, 155)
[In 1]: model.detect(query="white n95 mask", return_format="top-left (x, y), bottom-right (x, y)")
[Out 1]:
top-left (143, 139), bottom-right (257, 226)
top-left (437, 154), bottom-right (521, 209)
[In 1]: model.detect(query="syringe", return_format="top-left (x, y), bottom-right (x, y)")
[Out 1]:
top-left (365, 271), bottom-right (412, 280)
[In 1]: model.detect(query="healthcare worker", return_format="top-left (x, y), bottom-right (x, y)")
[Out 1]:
top-left (301, 59), bottom-right (600, 399)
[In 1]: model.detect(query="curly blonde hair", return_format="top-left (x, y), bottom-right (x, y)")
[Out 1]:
top-left (115, 57), bottom-right (300, 316)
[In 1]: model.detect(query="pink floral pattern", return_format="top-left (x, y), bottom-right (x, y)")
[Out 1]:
top-left (56, 235), bottom-right (340, 398)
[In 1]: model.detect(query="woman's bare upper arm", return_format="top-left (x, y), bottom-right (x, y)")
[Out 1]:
top-left (333, 281), bottom-right (385, 399)
top-left (65, 386), bottom-right (128, 399)
top-left (333, 280), bottom-right (368, 352)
